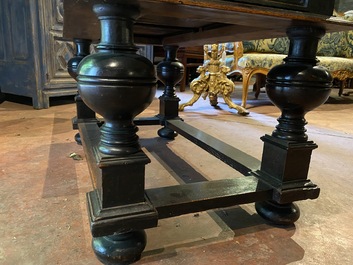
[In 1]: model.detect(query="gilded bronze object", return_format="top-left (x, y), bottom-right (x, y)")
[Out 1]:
top-left (179, 44), bottom-right (249, 115)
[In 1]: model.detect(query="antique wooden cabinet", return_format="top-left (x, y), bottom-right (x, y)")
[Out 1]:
top-left (0, 0), bottom-right (76, 109)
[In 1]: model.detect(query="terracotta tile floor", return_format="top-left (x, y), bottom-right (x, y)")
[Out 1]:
top-left (1, 86), bottom-right (353, 265)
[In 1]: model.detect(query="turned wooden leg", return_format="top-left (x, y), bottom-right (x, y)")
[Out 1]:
top-left (255, 25), bottom-right (331, 225)
top-left (67, 38), bottom-right (96, 145)
top-left (76, 2), bottom-right (158, 264)
top-left (254, 73), bottom-right (266, 99)
top-left (156, 45), bottom-right (184, 139)
top-left (338, 79), bottom-right (345, 96)
top-left (241, 69), bottom-right (252, 108)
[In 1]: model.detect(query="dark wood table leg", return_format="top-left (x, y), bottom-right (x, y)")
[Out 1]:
top-left (254, 24), bottom-right (331, 225)
top-left (75, 2), bottom-right (158, 264)
top-left (156, 45), bottom-right (184, 139)
top-left (64, 2), bottom-right (333, 263)
top-left (67, 38), bottom-right (96, 145)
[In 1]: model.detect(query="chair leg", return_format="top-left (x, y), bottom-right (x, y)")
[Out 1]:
top-left (241, 70), bottom-right (252, 108)
top-left (338, 80), bottom-right (345, 96)
top-left (341, 79), bottom-right (353, 96)
top-left (254, 74), bottom-right (266, 99)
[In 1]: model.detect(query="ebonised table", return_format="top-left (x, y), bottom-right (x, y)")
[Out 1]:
top-left (63, 1), bottom-right (353, 264)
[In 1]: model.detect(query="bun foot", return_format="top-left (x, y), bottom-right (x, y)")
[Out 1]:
top-left (92, 230), bottom-right (146, 265)
top-left (74, 133), bottom-right (82, 145)
top-left (255, 201), bottom-right (300, 226)
top-left (158, 127), bottom-right (177, 139)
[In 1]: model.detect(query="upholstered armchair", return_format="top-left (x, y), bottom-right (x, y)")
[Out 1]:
top-left (223, 31), bottom-right (353, 108)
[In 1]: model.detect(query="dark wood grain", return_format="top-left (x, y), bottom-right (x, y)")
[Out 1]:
top-left (63, 0), bottom-right (353, 47)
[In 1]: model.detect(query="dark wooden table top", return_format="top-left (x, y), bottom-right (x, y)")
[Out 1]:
top-left (63, 0), bottom-right (353, 47)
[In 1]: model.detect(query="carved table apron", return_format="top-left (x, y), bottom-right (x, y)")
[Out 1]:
top-left (63, 0), bottom-right (352, 264)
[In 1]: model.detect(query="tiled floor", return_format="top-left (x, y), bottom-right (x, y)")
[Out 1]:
top-left (1, 86), bottom-right (353, 265)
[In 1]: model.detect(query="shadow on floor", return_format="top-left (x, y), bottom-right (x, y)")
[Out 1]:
top-left (139, 137), bottom-right (302, 264)
top-left (0, 93), bottom-right (76, 108)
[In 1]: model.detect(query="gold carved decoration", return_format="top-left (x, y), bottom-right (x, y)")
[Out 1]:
top-left (179, 44), bottom-right (249, 115)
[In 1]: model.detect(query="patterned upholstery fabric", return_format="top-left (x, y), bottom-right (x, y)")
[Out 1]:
top-left (242, 32), bottom-right (350, 56)
top-left (236, 54), bottom-right (353, 73)
top-left (238, 54), bottom-right (285, 69)
top-left (243, 38), bottom-right (289, 54)
top-left (226, 31), bottom-right (353, 71)
top-left (317, 56), bottom-right (353, 72)
top-left (344, 31), bottom-right (353, 58)
top-left (317, 31), bottom-right (348, 57)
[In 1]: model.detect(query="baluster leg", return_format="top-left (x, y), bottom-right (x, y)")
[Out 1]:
top-left (156, 45), bottom-right (184, 139)
top-left (67, 38), bottom-right (96, 144)
top-left (76, 2), bottom-right (158, 264)
top-left (255, 25), bottom-right (331, 225)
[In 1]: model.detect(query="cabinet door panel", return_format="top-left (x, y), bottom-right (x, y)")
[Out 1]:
top-left (0, 12), bottom-right (5, 61)
top-left (0, 0), bottom-right (37, 99)
top-left (9, 2), bottom-right (30, 60)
